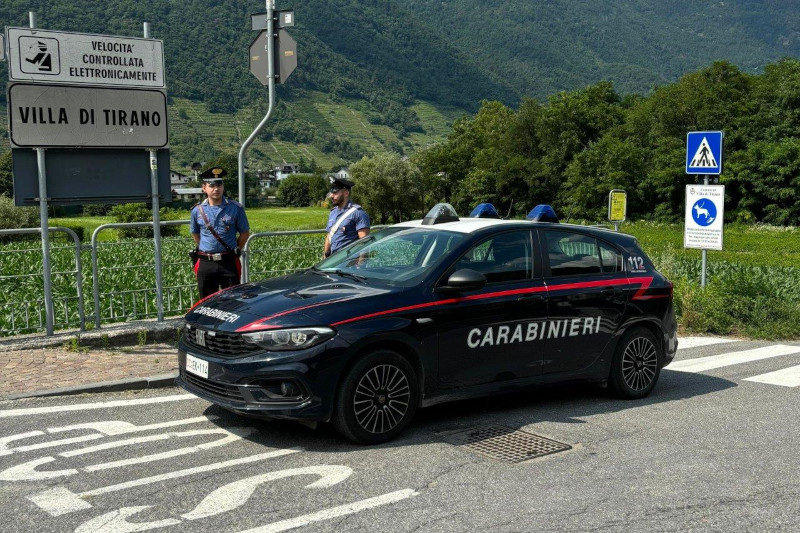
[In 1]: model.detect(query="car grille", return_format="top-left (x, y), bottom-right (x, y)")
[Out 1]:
top-left (182, 370), bottom-right (245, 402)
top-left (183, 328), bottom-right (258, 357)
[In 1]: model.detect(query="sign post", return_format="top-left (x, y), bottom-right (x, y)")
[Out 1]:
top-left (239, 1), bottom-right (298, 206)
top-left (685, 131), bottom-right (724, 287)
top-left (608, 189), bottom-right (626, 232)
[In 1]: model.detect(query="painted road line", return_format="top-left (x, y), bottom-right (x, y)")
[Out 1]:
top-left (28, 448), bottom-right (302, 516)
top-left (238, 489), bottom-right (418, 533)
top-left (678, 336), bottom-right (740, 350)
top-left (0, 416), bottom-right (218, 456)
top-left (183, 466), bottom-right (354, 520)
top-left (669, 345), bottom-right (800, 373)
top-left (744, 364), bottom-right (800, 387)
top-left (0, 393), bottom-right (196, 418)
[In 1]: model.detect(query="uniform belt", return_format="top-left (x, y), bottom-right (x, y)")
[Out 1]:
top-left (198, 251), bottom-right (232, 261)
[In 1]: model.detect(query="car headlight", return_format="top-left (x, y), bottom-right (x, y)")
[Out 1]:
top-left (241, 327), bottom-right (335, 351)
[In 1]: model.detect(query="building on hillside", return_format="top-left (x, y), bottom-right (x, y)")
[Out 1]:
top-left (333, 167), bottom-right (350, 181)
top-left (172, 187), bottom-right (204, 202)
top-left (170, 170), bottom-right (191, 187)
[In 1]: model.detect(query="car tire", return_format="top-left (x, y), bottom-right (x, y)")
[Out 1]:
top-left (333, 350), bottom-right (419, 444)
top-left (609, 327), bottom-right (662, 399)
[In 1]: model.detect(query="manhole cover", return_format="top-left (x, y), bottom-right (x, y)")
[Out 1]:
top-left (439, 425), bottom-right (571, 463)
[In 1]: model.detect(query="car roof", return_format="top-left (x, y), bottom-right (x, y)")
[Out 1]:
top-left (393, 217), bottom-right (638, 245)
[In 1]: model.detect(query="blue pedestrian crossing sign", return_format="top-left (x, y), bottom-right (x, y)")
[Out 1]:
top-left (686, 131), bottom-right (723, 175)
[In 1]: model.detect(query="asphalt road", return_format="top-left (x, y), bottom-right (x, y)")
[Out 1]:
top-left (1, 337), bottom-right (798, 532)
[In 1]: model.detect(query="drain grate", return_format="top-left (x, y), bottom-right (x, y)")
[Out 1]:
top-left (439, 425), bottom-right (571, 463)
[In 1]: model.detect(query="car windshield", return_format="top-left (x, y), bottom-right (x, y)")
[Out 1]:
top-left (315, 227), bottom-right (466, 285)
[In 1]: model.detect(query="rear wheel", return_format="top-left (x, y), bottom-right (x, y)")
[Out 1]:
top-left (609, 327), bottom-right (661, 399)
top-left (333, 350), bottom-right (419, 444)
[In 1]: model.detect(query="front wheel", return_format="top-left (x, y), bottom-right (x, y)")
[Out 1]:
top-left (608, 327), bottom-right (662, 399)
top-left (333, 350), bottom-right (419, 444)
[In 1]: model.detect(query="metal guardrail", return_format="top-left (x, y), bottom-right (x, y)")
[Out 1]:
top-left (0, 223), bottom-right (334, 338)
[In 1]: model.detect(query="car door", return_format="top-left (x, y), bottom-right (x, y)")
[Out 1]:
top-left (434, 229), bottom-right (549, 389)
top-left (538, 229), bottom-right (627, 375)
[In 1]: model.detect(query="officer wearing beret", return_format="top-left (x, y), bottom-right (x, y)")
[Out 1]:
top-left (323, 176), bottom-right (370, 258)
top-left (190, 167), bottom-right (251, 298)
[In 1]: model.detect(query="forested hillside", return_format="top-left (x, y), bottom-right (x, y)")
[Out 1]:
top-left (2, 0), bottom-right (800, 170)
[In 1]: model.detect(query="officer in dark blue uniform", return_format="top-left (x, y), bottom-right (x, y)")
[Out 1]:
top-left (190, 167), bottom-right (251, 298)
top-left (323, 176), bottom-right (370, 258)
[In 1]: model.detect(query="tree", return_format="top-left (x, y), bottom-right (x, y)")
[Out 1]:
top-left (0, 152), bottom-right (12, 198)
top-left (277, 174), bottom-right (327, 207)
top-left (349, 153), bottom-right (424, 224)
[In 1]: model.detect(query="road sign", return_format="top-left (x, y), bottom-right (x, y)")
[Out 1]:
top-left (7, 83), bottom-right (168, 148)
top-left (251, 10), bottom-right (295, 30)
top-left (12, 148), bottom-right (171, 206)
top-left (249, 29), bottom-right (297, 85)
top-left (608, 189), bottom-right (626, 223)
top-left (6, 27), bottom-right (164, 88)
top-left (685, 184), bottom-right (724, 250)
top-left (686, 131), bottom-right (723, 175)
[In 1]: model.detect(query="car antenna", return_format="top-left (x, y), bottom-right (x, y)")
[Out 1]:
top-left (504, 199), bottom-right (514, 219)
top-left (564, 199), bottom-right (577, 223)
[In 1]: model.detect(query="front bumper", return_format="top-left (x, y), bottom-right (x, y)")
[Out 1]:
top-left (177, 338), bottom-right (348, 422)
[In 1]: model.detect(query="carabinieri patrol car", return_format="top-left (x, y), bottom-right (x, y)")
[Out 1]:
top-left (178, 204), bottom-right (677, 444)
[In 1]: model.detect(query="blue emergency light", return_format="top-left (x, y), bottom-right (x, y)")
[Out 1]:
top-left (526, 204), bottom-right (559, 223)
top-left (469, 203), bottom-right (500, 218)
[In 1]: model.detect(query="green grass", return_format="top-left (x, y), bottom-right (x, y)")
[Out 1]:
top-left (51, 206), bottom-right (330, 241)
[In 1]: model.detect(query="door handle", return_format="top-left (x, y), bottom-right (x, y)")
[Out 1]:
top-left (518, 294), bottom-right (545, 303)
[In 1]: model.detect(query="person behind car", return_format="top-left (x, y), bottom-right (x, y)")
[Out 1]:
top-left (190, 167), bottom-right (250, 298)
top-left (323, 176), bottom-right (370, 258)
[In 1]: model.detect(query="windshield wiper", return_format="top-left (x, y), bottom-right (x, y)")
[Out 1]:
top-left (334, 269), bottom-right (367, 283)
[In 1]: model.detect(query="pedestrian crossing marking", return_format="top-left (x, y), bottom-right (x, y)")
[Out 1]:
top-left (689, 137), bottom-right (718, 168)
top-left (744, 364), bottom-right (800, 388)
top-left (677, 336), bottom-right (739, 350)
top-left (668, 345), bottom-right (800, 373)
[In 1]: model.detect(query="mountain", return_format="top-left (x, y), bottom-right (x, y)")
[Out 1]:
top-left (2, 0), bottom-right (799, 170)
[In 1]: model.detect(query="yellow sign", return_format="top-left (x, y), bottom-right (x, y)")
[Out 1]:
top-left (608, 190), bottom-right (627, 222)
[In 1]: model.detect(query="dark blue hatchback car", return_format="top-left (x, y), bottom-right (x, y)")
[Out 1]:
top-left (178, 205), bottom-right (677, 443)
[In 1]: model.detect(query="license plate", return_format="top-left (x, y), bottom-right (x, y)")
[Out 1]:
top-left (186, 354), bottom-right (209, 379)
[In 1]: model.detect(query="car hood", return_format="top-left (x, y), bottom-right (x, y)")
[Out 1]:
top-left (185, 270), bottom-right (394, 332)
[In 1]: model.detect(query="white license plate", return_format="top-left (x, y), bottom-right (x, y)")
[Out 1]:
top-left (186, 354), bottom-right (209, 379)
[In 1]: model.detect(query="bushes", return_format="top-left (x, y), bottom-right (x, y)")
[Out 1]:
top-left (277, 174), bottom-right (327, 207)
top-left (0, 195), bottom-right (40, 242)
top-left (109, 203), bottom-right (182, 239)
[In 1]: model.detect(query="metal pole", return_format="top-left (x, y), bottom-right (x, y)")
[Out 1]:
top-left (144, 22), bottom-right (164, 321)
top-left (28, 14), bottom-right (55, 335)
top-left (238, 0), bottom-right (276, 206)
top-left (36, 149), bottom-right (55, 335)
top-left (701, 174), bottom-right (709, 287)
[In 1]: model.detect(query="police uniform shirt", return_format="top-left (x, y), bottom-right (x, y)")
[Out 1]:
top-left (326, 201), bottom-right (370, 253)
top-left (190, 197), bottom-right (250, 253)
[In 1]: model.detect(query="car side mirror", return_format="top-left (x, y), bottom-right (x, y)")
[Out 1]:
top-left (437, 268), bottom-right (487, 293)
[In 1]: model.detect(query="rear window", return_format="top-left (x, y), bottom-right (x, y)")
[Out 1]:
top-left (544, 231), bottom-right (601, 277)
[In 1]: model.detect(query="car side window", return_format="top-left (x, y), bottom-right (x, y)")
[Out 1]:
top-left (598, 241), bottom-right (623, 273)
top-left (544, 231), bottom-right (601, 277)
top-left (454, 230), bottom-right (532, 283)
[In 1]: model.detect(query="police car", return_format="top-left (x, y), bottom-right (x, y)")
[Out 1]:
top-left (178, 204), bottom-right (677, 444)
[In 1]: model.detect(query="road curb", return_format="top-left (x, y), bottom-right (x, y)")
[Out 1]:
top-left (4, 372), bottom-right (178, 400)
top-left (0, 318), bottom-right (185, 352)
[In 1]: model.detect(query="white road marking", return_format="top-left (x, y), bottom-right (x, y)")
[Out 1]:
top-left (668, 345), bottom-right (800, 373)
top-left (182, 465), bottom-right (354, 520)
top-left (744, 364), bottom-right (800, 387)
top-left (677, 336), bottom-right (740, 350)
top-left (74, 506), bottom-right (180, 533)
top-left (0, 393), bottom-right (195, 418)
top-left (2, 427), bottom-right (251, 480)
top-left (28, 448), bottom-right (302, 516)
top-left (0, 416), bottom-right (217, 456)
top-left (237, 489), bottom-right (418, 533)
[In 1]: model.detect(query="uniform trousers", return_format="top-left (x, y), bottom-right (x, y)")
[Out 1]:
top-left (194, 255), bottom-right (241, 298)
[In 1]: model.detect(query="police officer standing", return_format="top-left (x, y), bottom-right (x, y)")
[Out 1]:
top-left (323, 176), bottom-right (370, 258)
top-left (190, 167), bottom-right (251, 298)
